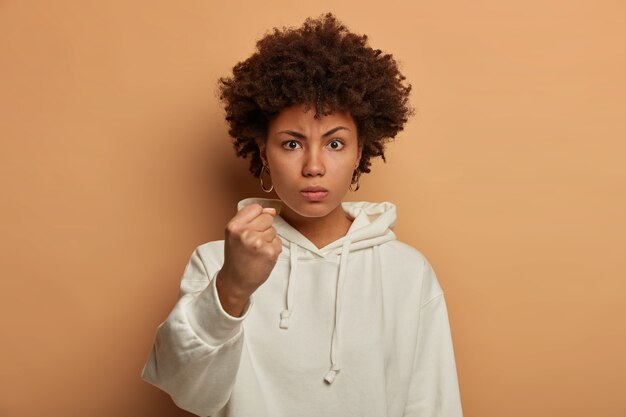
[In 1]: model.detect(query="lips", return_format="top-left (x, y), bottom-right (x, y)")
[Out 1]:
top-left (301, 186), bottom-right (328, 192)
top-left (300, 186), bottom-right (328, 201)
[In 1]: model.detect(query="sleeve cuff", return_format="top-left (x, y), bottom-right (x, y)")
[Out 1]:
top-left (183, 269), bottom-right (254, 347)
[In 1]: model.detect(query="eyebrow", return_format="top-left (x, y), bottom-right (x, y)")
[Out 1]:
top-left (275, 126), bottom-right (350, 139)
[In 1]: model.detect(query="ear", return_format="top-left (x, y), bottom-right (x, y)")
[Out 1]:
top-left (356, 143), bottom-right (363, 167)
top-left (257, 138), bottom-right (267, 165)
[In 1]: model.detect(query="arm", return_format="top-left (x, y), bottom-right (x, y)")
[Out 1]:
top-left (141, 247), bottom-right (253, 417)
top-left (403, 261), bottom-right (464, 417)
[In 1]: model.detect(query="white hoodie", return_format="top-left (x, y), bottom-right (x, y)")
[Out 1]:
top-left (141, 197), bottom-right (463, 417)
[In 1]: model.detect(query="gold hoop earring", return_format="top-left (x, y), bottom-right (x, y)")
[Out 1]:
top-left (260, 165), bottom-right (274, 193)
top-left (349, 169), bottom-right (360, 192)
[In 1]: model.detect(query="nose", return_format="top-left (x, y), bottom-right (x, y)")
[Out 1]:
top-left (302, 147), bottom-right (325, 177)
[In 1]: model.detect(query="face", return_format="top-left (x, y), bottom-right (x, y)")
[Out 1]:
top-left (259, 102), bottom-right (363, 221)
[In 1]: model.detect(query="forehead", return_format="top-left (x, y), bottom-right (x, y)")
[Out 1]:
top-left (268, 103), bottom-right (355, 131)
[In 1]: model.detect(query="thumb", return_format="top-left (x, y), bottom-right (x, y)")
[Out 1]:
top-left (262, 207), bottom-right (277, 216)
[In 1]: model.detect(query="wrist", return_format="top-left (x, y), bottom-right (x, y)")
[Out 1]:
top-left (215, 270), bottom-right (252, 317)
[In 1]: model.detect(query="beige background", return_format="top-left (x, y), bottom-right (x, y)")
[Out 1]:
top-left (1, 1), bottom-right (625, 416)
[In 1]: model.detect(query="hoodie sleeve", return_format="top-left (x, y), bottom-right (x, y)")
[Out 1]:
top-left (403, 259), bottom-right (464, 417)
top-left (140, 246), bottom-right (254, 417)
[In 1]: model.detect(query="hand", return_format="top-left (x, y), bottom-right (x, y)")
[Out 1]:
top-left (216, 204), bottom-right (282, 316)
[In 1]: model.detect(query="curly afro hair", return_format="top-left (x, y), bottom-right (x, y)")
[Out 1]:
top-left (217, 12), bottom-right (415, 181)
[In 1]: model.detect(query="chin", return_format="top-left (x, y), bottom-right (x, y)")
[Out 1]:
top-left (296, 204), bottom-right (333, 218)
top-left (281, 196), bottom-right (336, 218)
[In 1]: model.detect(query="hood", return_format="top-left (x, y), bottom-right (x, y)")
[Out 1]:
top-left (236, 197), bottom-right (398, 384)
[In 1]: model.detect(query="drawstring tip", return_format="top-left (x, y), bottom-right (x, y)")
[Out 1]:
top-left (324, 368), bottom-right (339, 384)
top-left (279, 310), bottom-right (291, 329)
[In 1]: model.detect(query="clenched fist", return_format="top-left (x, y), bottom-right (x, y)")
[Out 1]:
top-left (216, 203), bottom-right (283, 317)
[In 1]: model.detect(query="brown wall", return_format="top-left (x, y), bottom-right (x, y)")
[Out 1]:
top-left (1, 1), bottom-right (625, 416)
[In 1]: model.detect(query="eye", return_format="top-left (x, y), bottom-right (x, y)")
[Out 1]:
top-left (328, 139), bottom-right (345, 150)
top-left (282, 140), bottom-right (302, 150)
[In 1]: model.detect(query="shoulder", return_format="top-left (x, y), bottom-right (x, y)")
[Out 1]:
top-left (379, 239), bottom-right (444, 306)
top-left (379, 240), bottom-right (430, 272)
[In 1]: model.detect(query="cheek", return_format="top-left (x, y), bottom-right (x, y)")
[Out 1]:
top-left (329, 155), bottom-right (358, 173)
top-left (267, 158), bottom-right (298, 185)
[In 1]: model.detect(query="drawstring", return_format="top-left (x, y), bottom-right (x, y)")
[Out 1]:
top-left (278, 238), bottom-right (357, 384)
top-left (324, 239), bottom-right (351, 384)
top-left (279, 241), bottom-right (298, 329)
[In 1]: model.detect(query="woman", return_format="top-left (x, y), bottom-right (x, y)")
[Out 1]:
top-left (141, 12), bottom-right (463, 417)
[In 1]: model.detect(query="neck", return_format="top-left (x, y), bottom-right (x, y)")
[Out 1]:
top-left (279, 203), bottom-right (354, 249)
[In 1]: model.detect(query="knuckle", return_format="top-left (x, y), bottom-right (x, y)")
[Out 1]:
top-left (226, 221), bottom-right (238, 234)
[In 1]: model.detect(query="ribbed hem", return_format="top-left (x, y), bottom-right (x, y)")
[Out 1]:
top-left (183, 269), bottom-right (254, 347)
